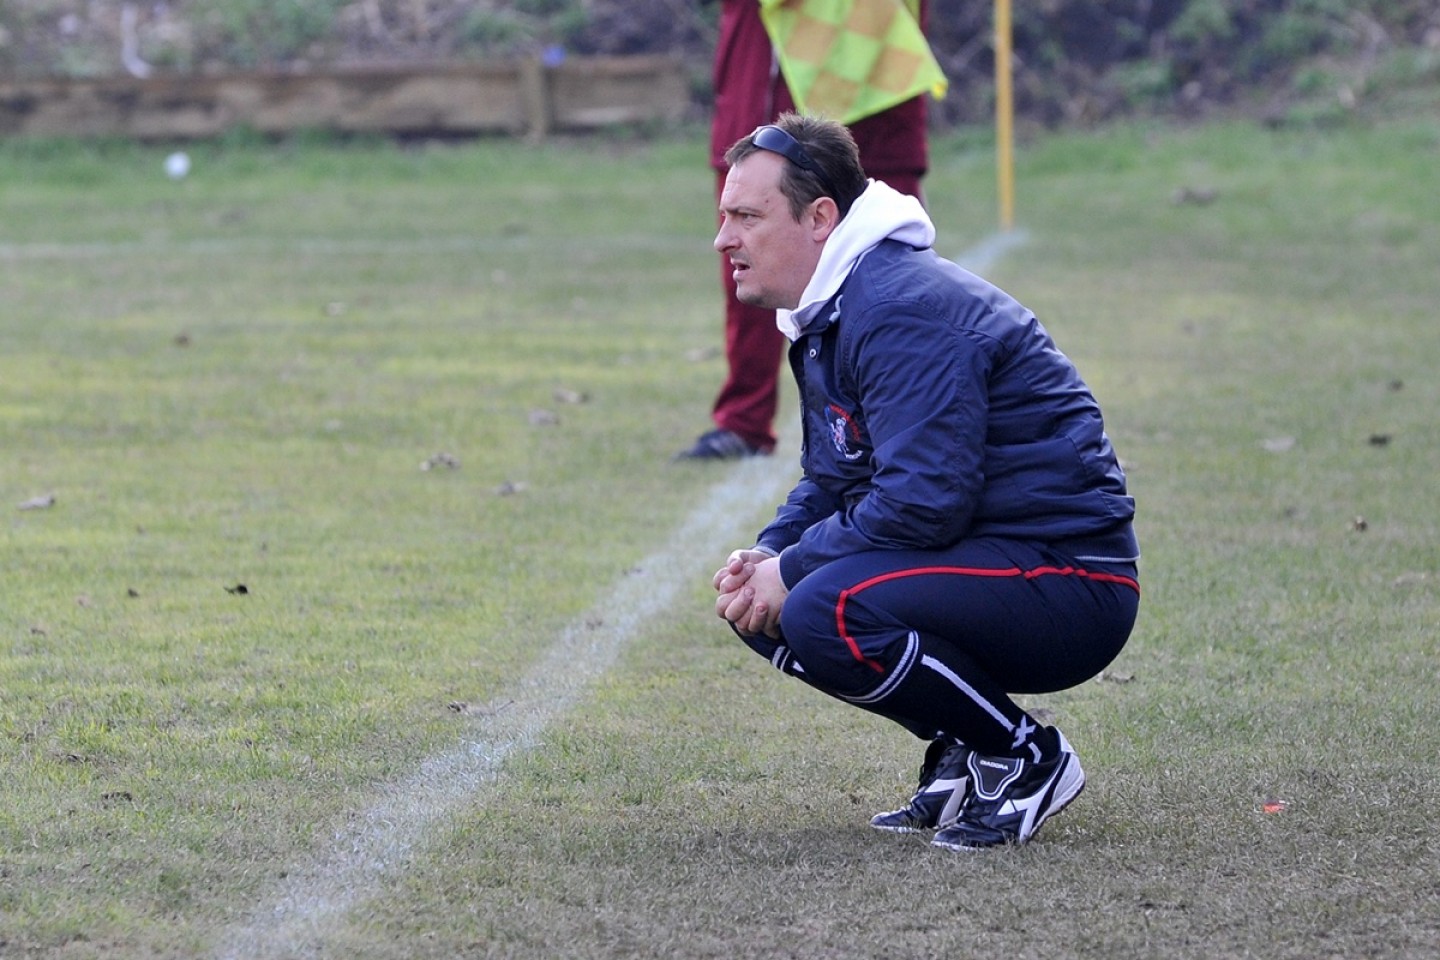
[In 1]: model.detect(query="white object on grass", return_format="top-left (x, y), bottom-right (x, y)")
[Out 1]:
top-left (164, 152), bottom-right (191, 180)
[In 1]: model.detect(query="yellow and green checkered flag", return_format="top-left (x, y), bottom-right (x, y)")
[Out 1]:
top-left (758, 0), bottom-right (948, 125)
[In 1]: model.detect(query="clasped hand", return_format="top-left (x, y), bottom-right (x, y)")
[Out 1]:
top-left (713, 549), bottom-right (788, 639)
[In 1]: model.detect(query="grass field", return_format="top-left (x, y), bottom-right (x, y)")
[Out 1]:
top-left (2, 113), bottom-right (1438, 959)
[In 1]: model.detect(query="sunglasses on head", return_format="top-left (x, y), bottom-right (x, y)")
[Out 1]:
top-left (750, 124), bottom-right (841, 201)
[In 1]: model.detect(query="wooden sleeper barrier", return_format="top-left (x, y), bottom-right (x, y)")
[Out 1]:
top-left (0, 55), bottom-right (688, 140)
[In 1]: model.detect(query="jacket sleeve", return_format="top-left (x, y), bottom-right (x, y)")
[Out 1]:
top-left (756, 474), bottom-right (845, 556)
top-left (778, 302), bottom-right (993, 587)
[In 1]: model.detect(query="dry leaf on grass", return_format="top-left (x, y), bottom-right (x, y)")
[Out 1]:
top-left (1172, 186), bottom-right (1219, 205)
top-left (1392, 572), bottom-right (1432, 586)
top-left (420, 452), bottom-right (460, 471)
top-left (447, 699), bottom-right (513, 717)
top-left (1262, 436), bottom-right (1296, 453)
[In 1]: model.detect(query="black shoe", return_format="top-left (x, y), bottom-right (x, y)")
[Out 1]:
top-left (673, 429), bottom-right (768, 461)
top-left (931, 730), bottom-right (1085, 850)
top-left (870, 737), bottom-right (972, 833)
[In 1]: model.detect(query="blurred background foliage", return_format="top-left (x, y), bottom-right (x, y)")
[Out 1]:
top-left (0, 1), bottom-right (1436, 126)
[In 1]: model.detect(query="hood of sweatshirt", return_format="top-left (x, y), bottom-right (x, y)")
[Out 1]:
top-left (775, 179), bottom-right (936, 341)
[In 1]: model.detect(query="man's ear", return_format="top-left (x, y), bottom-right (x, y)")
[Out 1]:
top-left (808, 196), bottom-right (841, 242)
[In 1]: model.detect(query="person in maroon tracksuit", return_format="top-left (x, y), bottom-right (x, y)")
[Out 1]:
top-left (675, 0), bottom-right (930, 460)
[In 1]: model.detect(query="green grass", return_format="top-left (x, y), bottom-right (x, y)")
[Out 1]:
top-left (2, 116), bottom-right (1439, 958)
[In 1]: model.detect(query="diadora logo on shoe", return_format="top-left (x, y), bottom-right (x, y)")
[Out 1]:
top-left (976, 758), bottom-right (1014, 771)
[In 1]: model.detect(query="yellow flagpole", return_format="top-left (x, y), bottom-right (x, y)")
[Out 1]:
top-left (995, 0), bottom-right (1015, 231)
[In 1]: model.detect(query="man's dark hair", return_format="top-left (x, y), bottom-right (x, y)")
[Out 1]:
top-left (725, 113), bottom-right (868, 220)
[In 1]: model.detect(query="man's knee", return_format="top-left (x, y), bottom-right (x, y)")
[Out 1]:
top-left (780, 578), bottom-right (888, 697)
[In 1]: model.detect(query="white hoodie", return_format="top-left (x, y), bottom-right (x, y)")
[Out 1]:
top-left (775, 179), bottom-right (936, 341)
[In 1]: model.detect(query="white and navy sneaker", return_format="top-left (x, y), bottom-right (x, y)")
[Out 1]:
top-left (870, 737), bottom-right (973, 833)
top-left (931, 731), bottom-right (1085, 850)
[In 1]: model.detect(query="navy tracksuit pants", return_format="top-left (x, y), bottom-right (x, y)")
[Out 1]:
top-left (737, 535), bottom-right (1140, 760)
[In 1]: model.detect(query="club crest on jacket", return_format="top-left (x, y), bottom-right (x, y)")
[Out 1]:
top-left (827, 404), bottom-right (865, 461)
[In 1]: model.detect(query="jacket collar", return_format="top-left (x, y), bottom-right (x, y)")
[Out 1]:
top-left (776, 179), bottom-right (935, 340)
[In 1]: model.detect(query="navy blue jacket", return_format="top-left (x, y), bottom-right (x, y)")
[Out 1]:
top-left (756, 240), bottom-right (1138, 589)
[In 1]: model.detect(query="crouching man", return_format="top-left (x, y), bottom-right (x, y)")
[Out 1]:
top-left (711, 114), bottom-right (1139, 850)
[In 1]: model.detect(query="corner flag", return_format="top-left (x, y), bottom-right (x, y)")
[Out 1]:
top-left (758, 0), bottom-right (948, 125)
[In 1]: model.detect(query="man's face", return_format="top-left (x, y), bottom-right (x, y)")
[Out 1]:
top-left (714, 152), bottom-right (828, 311)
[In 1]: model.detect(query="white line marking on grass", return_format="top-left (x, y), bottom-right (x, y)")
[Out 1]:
top-left (0, 234), bottom-right (702, 262)
top-left (1, 231), bottom-right (1027, 266)
top-left (214, 453), bottom-right (797, 959)
top-left (215, 231), bottom-right (1023, 958)
top-left (955, 228), bottom-right (1030, 274)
